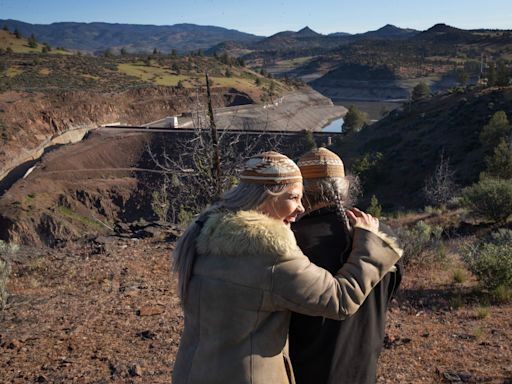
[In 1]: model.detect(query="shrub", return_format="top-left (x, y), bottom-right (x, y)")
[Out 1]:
top-left (178, 206), bottom-right (195, 227)
top-left (452, 269), bottom-right (466, 284)
top-left (395, 220), bottom-right (443, 267)
top-left (367, 195), bottom-right (382, 218)
top-left (0, 257), bottom-right (9, 309)
top-left (423, 152), bottom-right (458, 207)
top-left (475, 306), bottom-right (490, 319)
top-left (461, 232), bottom-right (512, 292)
top-left (492, 284), bottom-right (512, 303)
top-left (462, 177), bottom-right (512, 224)
top-left (0, 240), bottom-right (19, 310)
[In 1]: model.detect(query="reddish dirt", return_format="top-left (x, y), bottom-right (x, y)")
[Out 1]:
top-left (1, 237), bottom-right (511, 384)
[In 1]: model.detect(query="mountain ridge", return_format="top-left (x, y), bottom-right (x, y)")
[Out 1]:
top-left (0, 19), bottom-right (264, 53)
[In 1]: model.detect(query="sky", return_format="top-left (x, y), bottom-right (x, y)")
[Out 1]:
top-left (1, 0), bottom-right (511, 36)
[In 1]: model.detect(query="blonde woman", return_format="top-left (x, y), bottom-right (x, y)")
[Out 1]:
top-left (172, 151), bottom-right (402, 384)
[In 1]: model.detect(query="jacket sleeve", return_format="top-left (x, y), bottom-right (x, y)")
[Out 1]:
top-left (269, 227), bottom-right (402, 320)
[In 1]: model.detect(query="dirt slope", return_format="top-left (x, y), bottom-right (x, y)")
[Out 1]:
top-left (0, 86), bottom-right (250, 181)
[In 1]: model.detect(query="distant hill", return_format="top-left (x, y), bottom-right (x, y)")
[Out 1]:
top-left (413, 23), bottom-right (479, 44)
top-left (328, 32), bottom-right (351, 37)
top-left (0, 19), bottom-right (263, 53)
top-left (357, 24), bottom-right (418, 39)
top-left (333, 86), bottom-right (512, 210)
top-left (295, 26), bottom-right (323, 38)
top-left (250, 26), bottom-right (351, 52)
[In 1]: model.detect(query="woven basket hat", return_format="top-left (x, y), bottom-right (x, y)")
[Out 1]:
top-left (298, 147), bottom-right (345, 179)
top-left (240, 151), bottom-right (302, 185)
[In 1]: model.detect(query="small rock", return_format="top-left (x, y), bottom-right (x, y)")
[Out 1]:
top-left (35, 375), bottom-right (48, 383)
top-left (136, 330), bottom-right (157, 340)
top-left (137, 305), bottom-right (164, 316)
top-left (5, 339), bottom-right (23, 349)
top-left (443, 371), bottom-right (461, 382)
top-left (129, 364), bottom-right (143, 377)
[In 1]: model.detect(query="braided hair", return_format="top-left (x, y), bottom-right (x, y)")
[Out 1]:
top-left (302, 176), bottom-right (353, 256)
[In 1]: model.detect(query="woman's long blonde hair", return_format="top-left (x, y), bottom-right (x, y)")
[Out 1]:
top-left (172, 182), bottom-right (289, 303)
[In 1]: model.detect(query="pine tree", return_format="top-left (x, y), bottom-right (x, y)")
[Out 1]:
top-left (27, 33), bottom-right (38, 48)
top-left (367, 195), bottom-right (382, 218)
top-left (480, 110), bottom-right (511, 151)
top-left (485, 139), bottom-right (512, 179)
top-left (343, 105), bottom-right (367, 133)
top-left (411, 81), bottom-right (430, 101)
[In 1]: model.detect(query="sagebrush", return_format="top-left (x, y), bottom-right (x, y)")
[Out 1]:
top-left (461, 229), bottom-right (512, 295)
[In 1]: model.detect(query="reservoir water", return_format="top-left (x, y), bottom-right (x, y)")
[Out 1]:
top-left (322, 117), bottom-right (344, 133)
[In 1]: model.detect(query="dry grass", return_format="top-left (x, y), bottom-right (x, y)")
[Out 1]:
top-left (117, 62), bottom-right (272, 95)
top-left (0, 30), bottom-right (70, 54)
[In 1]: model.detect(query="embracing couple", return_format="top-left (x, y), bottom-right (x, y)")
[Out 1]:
top-left (172, 148), bottom-right (402, 384)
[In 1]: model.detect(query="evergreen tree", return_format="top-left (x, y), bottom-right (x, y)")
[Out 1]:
top-left (480, 110), bottom-right (511, 151)
top-left (487, 63), bottom-right (496, 86)
top-left (14, 28), bottom-right (20, 38)
top-left (456, 68), bottom-right (468, 86)
top-left (411, 81), bottom-right (430, 101)
top-left (303, 130), bottom-right (316, 151)
top-left (343, 105), bottom-right (367, 133)
top-left (27, 34), bottom-right (38, 48)
top-left (367, 195), bottom-right (382, 218)
top-left (496, 62), bottom-right (510, 86)
top-left (485, 139), bottom-right (512, 179)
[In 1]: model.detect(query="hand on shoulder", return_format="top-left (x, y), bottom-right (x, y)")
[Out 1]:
top-left (346, 207), bottom-right (379, 232)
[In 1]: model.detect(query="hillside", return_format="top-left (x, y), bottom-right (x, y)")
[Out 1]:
top-left (0, 51), bottom-right (295, 200)
top-left (242, 25), bottom-right (512, 101)
top-left (333, 86), bottom-right (512, 210)
top-left (0, 19), bottom-right (263, 53)
top-left (0, 29), bottom-right (69, 54)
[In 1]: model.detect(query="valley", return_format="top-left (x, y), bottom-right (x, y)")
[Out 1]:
top-left (1, 16), bottom-right (512, 384)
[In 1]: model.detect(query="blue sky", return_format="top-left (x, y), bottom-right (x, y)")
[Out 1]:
top-left (1, 0), bottom-right (511, 36)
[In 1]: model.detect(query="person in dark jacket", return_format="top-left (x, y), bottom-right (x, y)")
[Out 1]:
top-left (289, 147), bottom-right (402, 384)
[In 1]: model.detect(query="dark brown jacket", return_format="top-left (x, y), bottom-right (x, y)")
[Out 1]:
top-left (290, 207), bottom-right (402, 384)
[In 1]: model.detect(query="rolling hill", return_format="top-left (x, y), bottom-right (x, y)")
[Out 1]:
top-left (0, 19), bottom-right (263, 53)
top-left (333, 86), bottom-right (512, 210)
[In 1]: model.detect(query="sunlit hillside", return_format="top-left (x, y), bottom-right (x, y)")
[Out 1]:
top-left (0, 29), bottom-right (69, 54)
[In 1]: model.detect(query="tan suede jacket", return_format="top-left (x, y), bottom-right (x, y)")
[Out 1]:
top-left (172, 210), bottom-right (402, 384)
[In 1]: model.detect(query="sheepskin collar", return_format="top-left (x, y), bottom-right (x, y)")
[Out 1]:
top-left (196, 210), bottom-right (298, 258)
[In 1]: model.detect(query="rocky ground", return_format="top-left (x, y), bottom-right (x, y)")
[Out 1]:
top-left (1, 231), bottom-right (511, 384)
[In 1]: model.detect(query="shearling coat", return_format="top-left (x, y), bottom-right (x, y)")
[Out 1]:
top-left (172, 210), bottom-right (402, 384)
